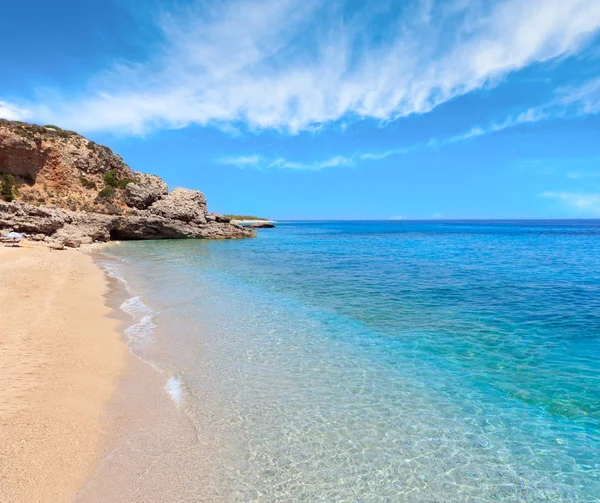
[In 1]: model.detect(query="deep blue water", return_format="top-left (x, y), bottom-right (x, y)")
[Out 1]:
top-left (102, 220), bottom-right (600, 501)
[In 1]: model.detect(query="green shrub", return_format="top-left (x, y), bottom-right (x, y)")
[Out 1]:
top-left (23, 173), bottom-right (35, 184)
top-left (98, 186), bottom-right (115, 200)
top-left (44, 124), bottom-right (63, 130)
top-left (117, 177), bottom-right (137, 189)
top-left (1, 174), bottom-right (16, 202)
top-left (103, 169), bottom-right (119, 188)
top-left (80, 176), bottom-right (97, 189)
top-left (224, 214), bottom-right (268, 220)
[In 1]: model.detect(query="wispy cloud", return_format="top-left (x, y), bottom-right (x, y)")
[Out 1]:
top-left (541, 191), bottom-right (600, 215)
top-left (554, 77), bottom-right (600, 115)
top-left (2, 0), bottom-right (600, 134)
top-left (218, 155), bottom-right (262, 166)
top-left (220, 75), bottom-right (600, 170)
top-left (269, 155), bottom-right (354, 170)
top-left (566, 170), bottom-right (600, 179)
top-left (356, 106), bottom-right (550, 162)
top-left (217, 154), bottom-right (355, 170)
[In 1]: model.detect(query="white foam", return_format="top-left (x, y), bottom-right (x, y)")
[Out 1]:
top-left (166, 376), bottom-right (183, 407)
top-left (120, 296), bottom-right (153, 318)
top-left (100, 259), bottom-right (163, 373)
top-left (124, 314), bottom-right (156, 342)
top-left (100, 260), bottom-right (134, 294)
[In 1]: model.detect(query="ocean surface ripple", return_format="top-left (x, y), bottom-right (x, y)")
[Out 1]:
top-left (103, 220), bottom-right (600, 502)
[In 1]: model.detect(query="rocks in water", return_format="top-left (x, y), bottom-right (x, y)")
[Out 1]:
top-left (248, 221), bottom-right (276, 228)
top-left (232, 219), bottom-right (276, 228)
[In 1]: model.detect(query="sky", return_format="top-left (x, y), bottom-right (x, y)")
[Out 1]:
top-left (1, 0), bottom-right (600, 219)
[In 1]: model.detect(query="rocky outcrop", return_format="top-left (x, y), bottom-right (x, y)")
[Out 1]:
top-left (247, 221), bottom-right (276, 228)
top-left (0, 199), bottom-right (253, 247)
top-left (0, 120), bottom-right (255, 246)
top-left (232, 219), bottom-right (276, 228)
top-left (123, 173), bottom-right (168, 210)
top-left (148, 188), bottom-right (207, 223)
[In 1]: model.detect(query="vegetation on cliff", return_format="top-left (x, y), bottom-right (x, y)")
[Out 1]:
top-left (1, 174), bottom-right (16, 202)
top-left (224, 214), bottom-right (269, 221)
top-left (0, 119), bottom-right (256, 246)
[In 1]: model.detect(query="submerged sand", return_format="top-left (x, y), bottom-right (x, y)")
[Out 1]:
top-left (0, 246), bottom-right (125, 502)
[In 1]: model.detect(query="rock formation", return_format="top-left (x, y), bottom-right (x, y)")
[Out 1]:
top-left (247, 221), bottom-right (276, 228)
top-left (0, 120), bottom-right (254, 246)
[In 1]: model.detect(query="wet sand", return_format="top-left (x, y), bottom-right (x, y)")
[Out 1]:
top-left (75, 252), bottom-right (233, 502)
top-left (0, 246), bottom-right (125, 502)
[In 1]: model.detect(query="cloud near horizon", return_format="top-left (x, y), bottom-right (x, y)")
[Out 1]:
top-left (541, 192), bottom-right (600, 215)
top-left (2, 0), bottom-right (600, 135)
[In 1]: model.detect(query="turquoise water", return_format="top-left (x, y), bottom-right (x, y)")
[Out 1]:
top-left (102, 220), bottom-right (600, 501)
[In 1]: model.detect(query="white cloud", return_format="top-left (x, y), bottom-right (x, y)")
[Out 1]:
top-left (216, 153), bottom-right (354, 171)
top-left (554, 77), bottom-right (600, 115)
top-left (218, 155), bottom-right (262, 166)
top-left (0, 101), bottom-right (31, 121)
top-left (218, 78), bottom-right (600, 170)
top-left (269, 155), bottom-right (354, 170)
top-left (7, 0), bottom-right (600, 134)
top-left (541, 191), bottom-right (600, 215)
top-left (566, 171), bottom-right (600, 179)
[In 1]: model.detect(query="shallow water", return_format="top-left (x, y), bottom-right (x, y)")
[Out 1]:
top-left (101, 220), bottom-right (600, 501)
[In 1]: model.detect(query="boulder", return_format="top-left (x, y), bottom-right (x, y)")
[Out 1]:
top-left (53, 215), bottom-right (113, 246)
top-left (123, 173), bottom-right (168, 210)
top-left (148, 188), bottom-right (207, 224)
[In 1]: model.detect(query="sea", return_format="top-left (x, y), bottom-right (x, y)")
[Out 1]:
top-left (98, 220), bottom-right (600, 502)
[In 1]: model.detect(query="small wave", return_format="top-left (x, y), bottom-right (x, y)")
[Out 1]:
top-left (165, 376), bottom-right (184, 407)
top-left (119, 295), bottom-right (161, 371)
top-left (121, 296), bottom-right (154, 318)
top-left (100, 256), bottom-right (164, 373)
top-left (121, 296), bottom-right (156, 344)
top-left (124, 314), bottom-right (156, 343)
top-left (101, 261), bottom-right (132, 294)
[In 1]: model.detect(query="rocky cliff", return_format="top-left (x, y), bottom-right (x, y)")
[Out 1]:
top-left (0, 120), bottom-right (254, 246)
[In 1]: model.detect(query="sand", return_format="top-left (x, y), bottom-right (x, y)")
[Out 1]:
top-left (0, 245), bottom-right (125, 502)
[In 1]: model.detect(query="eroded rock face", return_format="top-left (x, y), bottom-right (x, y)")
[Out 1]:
top-left (0, 120), bottom-right (134, 212)
top-left (0, 200), bottom-right (253, 246)
top-left (0, 120), bottom-right (255, 246)
top-left (0, 201), bottom-right (70, 235)
top-left (123, 173), bottom-right (169, 210)
top-left (148, 188), bottom-right (208, 223)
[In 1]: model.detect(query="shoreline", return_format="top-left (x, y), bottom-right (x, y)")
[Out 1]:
top-left (76, 247), bottom-right (232, 502)
top-left (0, 245), bottom-right (126, 502)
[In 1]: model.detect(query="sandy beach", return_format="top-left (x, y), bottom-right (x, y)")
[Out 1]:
top-left (0, 245), bottom-right (125, 502)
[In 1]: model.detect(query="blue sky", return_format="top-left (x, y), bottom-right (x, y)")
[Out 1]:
top-left (1, 0), bottom-right (600, 219)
